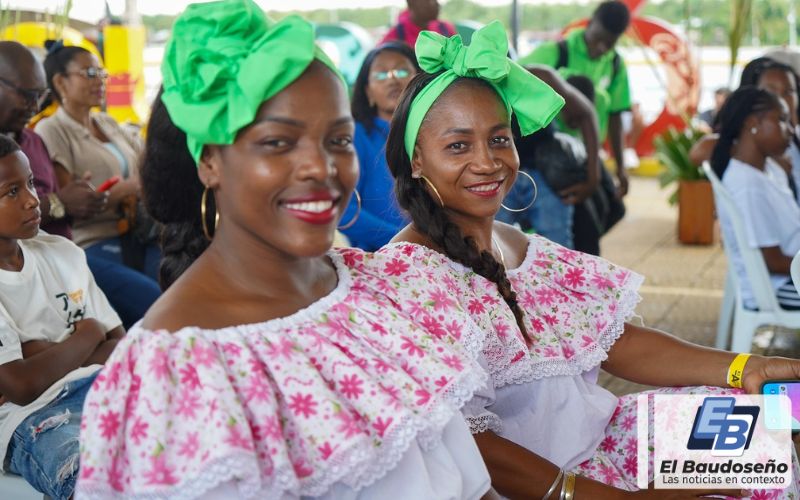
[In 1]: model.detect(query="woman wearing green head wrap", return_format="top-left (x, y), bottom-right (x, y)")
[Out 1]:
top-left (353, 21), bottom-right (800, 499)
top-left (75, 1), bottom-right (492, 498)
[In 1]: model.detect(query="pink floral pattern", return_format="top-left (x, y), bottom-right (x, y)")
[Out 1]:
top-left (356, 236), bottom-right (800, 497)
top-left (77, 251), bottom-right (486, 499)
top-left (360, 234), bottom-right (644, 391)
top-left (574, 386), bottom-right (800, 498)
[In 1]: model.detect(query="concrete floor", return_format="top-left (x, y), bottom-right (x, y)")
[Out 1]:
top-left (596, 176), bottom-right (800, 396)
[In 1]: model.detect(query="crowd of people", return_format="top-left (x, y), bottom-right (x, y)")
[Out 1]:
top-left (691, 55), bottom-right (800, 312)
top-left (1, 0), bottom-right (800, 499)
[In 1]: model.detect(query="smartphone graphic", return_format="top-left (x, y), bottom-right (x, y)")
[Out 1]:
top-left (762, 381), bottom-right (800, 433)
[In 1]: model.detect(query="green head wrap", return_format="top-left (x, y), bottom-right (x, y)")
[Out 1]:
top-left (404, 21), bottom-right (565, 160)
top-left (161, 0), bottom-right (343, 164)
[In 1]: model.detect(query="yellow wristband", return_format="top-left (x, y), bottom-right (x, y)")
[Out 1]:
top-left (727, 353), bottom-right (751, 388)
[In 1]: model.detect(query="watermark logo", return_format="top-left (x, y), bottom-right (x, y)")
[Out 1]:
top-left (686, 397), bottom-right (759, 456)
top-left (639, 394), bottom-right (792, 490)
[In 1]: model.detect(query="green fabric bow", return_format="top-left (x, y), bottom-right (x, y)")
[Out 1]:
top-left (404, 20), bottom-right (565, 160)
top-left (161, 0), bottom-right (341, 164)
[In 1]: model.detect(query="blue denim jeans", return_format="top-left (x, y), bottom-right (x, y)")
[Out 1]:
top-left (496, 169), bottom-right (575, 248)
top-left (6, 372), bottom-right (99, 500)
top-left (85, 237), bottom-right (161, 329)
top-left (85, 236), bottom-right (161, 282)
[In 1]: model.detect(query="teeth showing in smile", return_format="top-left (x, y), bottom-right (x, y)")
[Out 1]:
top-left (283, 200), bottom-right (334, 213)
top-left (467, 182), bottom-right (501, 193)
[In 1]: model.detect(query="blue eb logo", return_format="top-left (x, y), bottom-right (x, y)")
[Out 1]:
top-left (687, 397), bottom-right (759, 457)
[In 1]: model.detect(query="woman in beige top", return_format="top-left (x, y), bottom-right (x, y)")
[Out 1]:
top-left (35, 42), bottom-right (160, 328)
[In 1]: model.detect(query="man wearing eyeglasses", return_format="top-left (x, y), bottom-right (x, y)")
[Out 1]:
top-left (380, 0), bottom-right (456, 48)
top-left (0, 41), bottom-right (107, 239)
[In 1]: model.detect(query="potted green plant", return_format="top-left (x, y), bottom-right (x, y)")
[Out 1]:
top-left (655, 127), bottom-right (715, 245)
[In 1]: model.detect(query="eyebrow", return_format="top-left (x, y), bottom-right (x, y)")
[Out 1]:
top-left (0, 178), bottom-right (22, 189)
top-left (250, 116), bottom-right (354, 128)
top-left (441, 123), bottom-right (511, 136)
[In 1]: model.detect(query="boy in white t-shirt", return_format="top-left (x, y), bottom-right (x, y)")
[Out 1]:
top-left (0, 135), bottom-right (123, 499)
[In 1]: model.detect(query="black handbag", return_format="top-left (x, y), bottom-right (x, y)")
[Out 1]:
top-left (583, 165), bottom-right (626, 235)
top-left (531, 131), bottom-right (588, 192)
top-left (516, 125), bottom-right (624, 236)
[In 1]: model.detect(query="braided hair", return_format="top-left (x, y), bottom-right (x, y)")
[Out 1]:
top-left (140, 88), bottom-right (212, 289)
top-left (386, 73), bottom-right (532, 343)
top-left (710, 86), bottom-right (783, 179)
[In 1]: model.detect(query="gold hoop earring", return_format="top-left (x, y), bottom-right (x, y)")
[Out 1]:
top-left (338, 190), bottom-right (361, 230)
top-left (501, 170), bottom-right (537, 212)
top-left (201, 187), bottom-right (219, 240)
top-left (419, 175), bottom-right (444, 208)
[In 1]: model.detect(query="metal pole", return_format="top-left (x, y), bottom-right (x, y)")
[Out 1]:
top-left (124, 0), bottom-right (141, 26)
top-left (510, 0), bottom-right (519, 53)
top-left (790, 0), bottom-right (797, 47)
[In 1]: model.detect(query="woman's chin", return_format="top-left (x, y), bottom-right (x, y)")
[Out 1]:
top-left (282, 237), bottom-right (337, 259)
top-left (448, 205), bottom-right (503, 222)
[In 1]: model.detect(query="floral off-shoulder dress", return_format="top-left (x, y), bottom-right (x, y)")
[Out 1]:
top-left (77, 251), bottom-right (491, 499)
top-left (353, 234), bottom-right (800, 498)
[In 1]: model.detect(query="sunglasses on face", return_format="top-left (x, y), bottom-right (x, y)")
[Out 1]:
top-left (67, 67), bottom-right (109, 80)
top-left (370, 69), bottom-right (411, 82)
top-left (0, 76), bottom-right (51, 107)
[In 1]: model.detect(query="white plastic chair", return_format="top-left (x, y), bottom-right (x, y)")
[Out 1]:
top-left (792, 251), bottom-right (800, 294)
top-left (0, 473), bottom-right (42, 500)
top-left (704, 162), bottom-right (800, 352)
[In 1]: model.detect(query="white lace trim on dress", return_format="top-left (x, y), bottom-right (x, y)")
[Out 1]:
top-left (464, 413), bottom-right (504, 435)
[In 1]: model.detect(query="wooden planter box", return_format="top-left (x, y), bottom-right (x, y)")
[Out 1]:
top-left (678, 179), bottom-right (715, 245)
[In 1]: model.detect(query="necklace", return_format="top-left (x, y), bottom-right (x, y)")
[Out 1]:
top-left (491, 235), bottom-right (506, 267)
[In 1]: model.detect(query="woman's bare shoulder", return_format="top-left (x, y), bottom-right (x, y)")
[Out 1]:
top-left (494, 221), bottom-right (529, 248)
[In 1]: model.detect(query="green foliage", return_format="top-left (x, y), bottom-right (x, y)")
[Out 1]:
top-left (655, 127), bottom-right (706, 205)
top-left (141, 14), bottom-right (179, 33)
top-left (0, 4), bottom-right (10, 33)
top-left (641, 0), bottom-right (795, 46)
top-left (270, 7), bottom-right (393, 27)
top-left (728, 0), bottom-right (753, 87)
top-left (54, 0), bottom-right (73, 41)
top-left (140, 0), bottom-right (799, 47)
top-left (264, 0), bottom-right (591, 31)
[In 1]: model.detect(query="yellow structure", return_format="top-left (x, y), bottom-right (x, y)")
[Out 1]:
top-left (102, 25), bottom-right (146, 124)
top-left (0, 22), bottom-right (100, 58)
top-left (1, 22), bottom-right (146, 125)
top-left (629, 157), bottom-right (666, 177)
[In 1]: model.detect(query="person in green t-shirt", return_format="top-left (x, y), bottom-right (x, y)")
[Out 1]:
top-left (521, 1), bottom-right (632, 198)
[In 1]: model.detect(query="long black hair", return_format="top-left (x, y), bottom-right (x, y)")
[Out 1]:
top-left (385, 72), bottom-right (531, 343)
top-left (351, 42), bottom-right (419, 134)
top-left (42, 40), bottom-right (92, 103)
top-left (140, 88), bottom-right (212, 289)
top-left (710, 86), bottom-right (783, 179)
